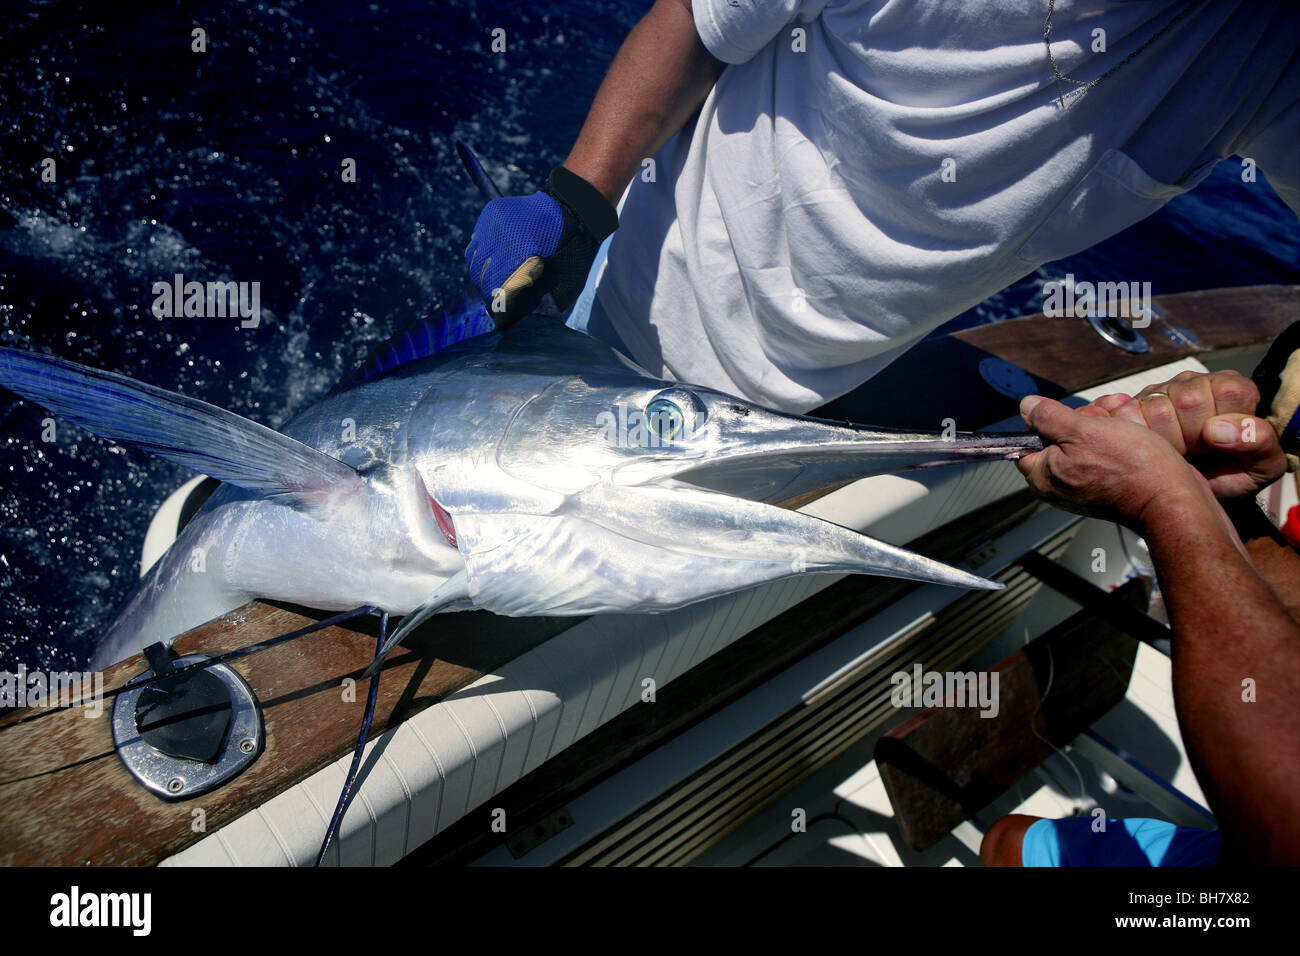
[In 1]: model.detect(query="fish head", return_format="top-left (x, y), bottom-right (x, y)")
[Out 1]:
top-left (410, 363), bottom-right (1041, 618)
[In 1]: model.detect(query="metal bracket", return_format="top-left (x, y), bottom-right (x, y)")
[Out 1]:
top-left (1015, 551), bottom-right (1171, 655)
top-left (1086, 312), bottom-right (1150, 354)
top-left (1163, 325), bottom-right (1201, 348)
top-left (112, 651), bottom-right (263, 800)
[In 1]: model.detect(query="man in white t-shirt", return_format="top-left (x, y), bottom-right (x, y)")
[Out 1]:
top-left (465, 0), bottom-right (1300, 414)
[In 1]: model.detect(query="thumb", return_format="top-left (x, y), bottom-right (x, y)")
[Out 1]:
top-left (1202, 413), bottom-right (1287, 479)
top-left (1019, 395), bottom-right (1080, 443)
top-left (489, 257), bottom-right (547, 327)
top-left (1203, 414), bottom-right (1274, 452)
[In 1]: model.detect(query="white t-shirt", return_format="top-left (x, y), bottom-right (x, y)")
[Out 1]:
top-left (589, 0), bottom-right (1300, 413)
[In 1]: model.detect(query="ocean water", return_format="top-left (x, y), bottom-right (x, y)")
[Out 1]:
top-left (1, 0), bottom-right (1297, 671)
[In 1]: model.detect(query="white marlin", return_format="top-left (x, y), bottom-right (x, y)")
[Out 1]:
top-left (0, 320), bottom-right (1040, 672)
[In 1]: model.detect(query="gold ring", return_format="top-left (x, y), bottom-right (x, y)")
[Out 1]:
top-left (1143, 391), bottom-right (1169, 400)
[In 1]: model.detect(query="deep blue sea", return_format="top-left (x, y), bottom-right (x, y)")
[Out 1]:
top-left (2, 1), bottom-right (1298, 671)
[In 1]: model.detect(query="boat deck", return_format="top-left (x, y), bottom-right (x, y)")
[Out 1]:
top-left (691, 639), bottom-right (1215, 866)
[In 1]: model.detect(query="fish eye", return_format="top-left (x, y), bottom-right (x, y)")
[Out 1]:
top-left (646, 388), bottom-right (707, 442)
top-left (646, 397), bottom-right (684, 440)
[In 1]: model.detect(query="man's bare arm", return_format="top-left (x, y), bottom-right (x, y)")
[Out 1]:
top-left (1018, 396), bottom-right (1300, 865)
top-left (1140, 490), bottom-right (1300, 865)
top-left (1222, 495), bottom-right (1300, 620)
top-left (562, 0), bottom-right (724, 203)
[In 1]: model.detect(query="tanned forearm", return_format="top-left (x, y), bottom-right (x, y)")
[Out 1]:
top-left (1140, 488), bottom-right (1300, 864)
top-left (562, 0), bottom-right (724, 203)
top-left (1222, 495), bottom-right (1300, 620)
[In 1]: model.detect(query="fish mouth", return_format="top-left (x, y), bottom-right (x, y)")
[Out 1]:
top-left (615, 409), bottom-right (1043, 507)
top-left (578, 477), bottom-right (1007, 593)
top-left (589, 412), bottom-right (1043, 594)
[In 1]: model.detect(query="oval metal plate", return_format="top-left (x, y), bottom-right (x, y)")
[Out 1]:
top-left (112, 653), bottom-right (263, 800)
top-left (1087, 312), bottom-right (1150, 354)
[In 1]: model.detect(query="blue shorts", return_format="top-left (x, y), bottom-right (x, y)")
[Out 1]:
top-left (1022, 817), bottom-right (1221, 867)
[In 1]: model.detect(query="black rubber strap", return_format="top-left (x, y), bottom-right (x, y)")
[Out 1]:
top-left (547, 165), bottom-right (619, 241)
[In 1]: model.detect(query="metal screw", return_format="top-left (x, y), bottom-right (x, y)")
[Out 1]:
top-left (167, 777), bottom-right (184, 794)
top-left (239, 738), bottom-right (255, 754)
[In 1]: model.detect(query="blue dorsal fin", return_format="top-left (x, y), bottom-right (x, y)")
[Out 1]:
top-left (331, 292), bottom-right (498, 394)
top-left (329, 140), bottom-right (551, 395)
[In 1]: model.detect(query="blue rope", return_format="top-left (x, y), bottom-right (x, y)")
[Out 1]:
top-left (315, 611), bottom-right (387, 866)
top-left (0, 604), bottom-right (379, 730)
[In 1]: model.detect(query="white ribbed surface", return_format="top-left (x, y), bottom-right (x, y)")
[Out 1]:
top-left (164, 358), bottom-right (1207, 866)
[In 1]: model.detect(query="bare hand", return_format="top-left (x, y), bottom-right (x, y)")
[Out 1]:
top-left (1015, 394), bottom-right (1215, 530)
top-left (1085, 370), bottom-right (1285, 498)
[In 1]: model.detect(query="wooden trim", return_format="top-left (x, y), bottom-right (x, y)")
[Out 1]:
top-left (0, 604), bottom-right (573, 865)
top-left (955, 284), bottom-right (1299, 394)
top-left (818, 284), bottom-right (1298, 430)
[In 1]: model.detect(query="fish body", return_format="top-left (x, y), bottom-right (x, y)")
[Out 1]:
top-left (0, 319), bottom-right (1041, 669)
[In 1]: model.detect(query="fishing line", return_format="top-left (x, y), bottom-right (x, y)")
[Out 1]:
top-left (1026, 639), bottom-right (1089, 805)
top-left (0, 604), bottom-right (380, 731)
top-left (316, 612), bottom-right (387, 867)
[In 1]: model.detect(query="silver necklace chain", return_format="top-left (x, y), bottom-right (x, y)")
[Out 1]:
top-left (1043, 0), bottom-right (1198, 109)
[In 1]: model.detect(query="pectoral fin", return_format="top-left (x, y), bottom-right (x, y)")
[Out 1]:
top-left (0, 347), bottom-right (363, 513)
top-left (361, 570), bottom-right (471, 678)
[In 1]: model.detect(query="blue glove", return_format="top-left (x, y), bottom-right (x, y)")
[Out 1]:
top-left (466, 165), bottom-right (619, 327)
